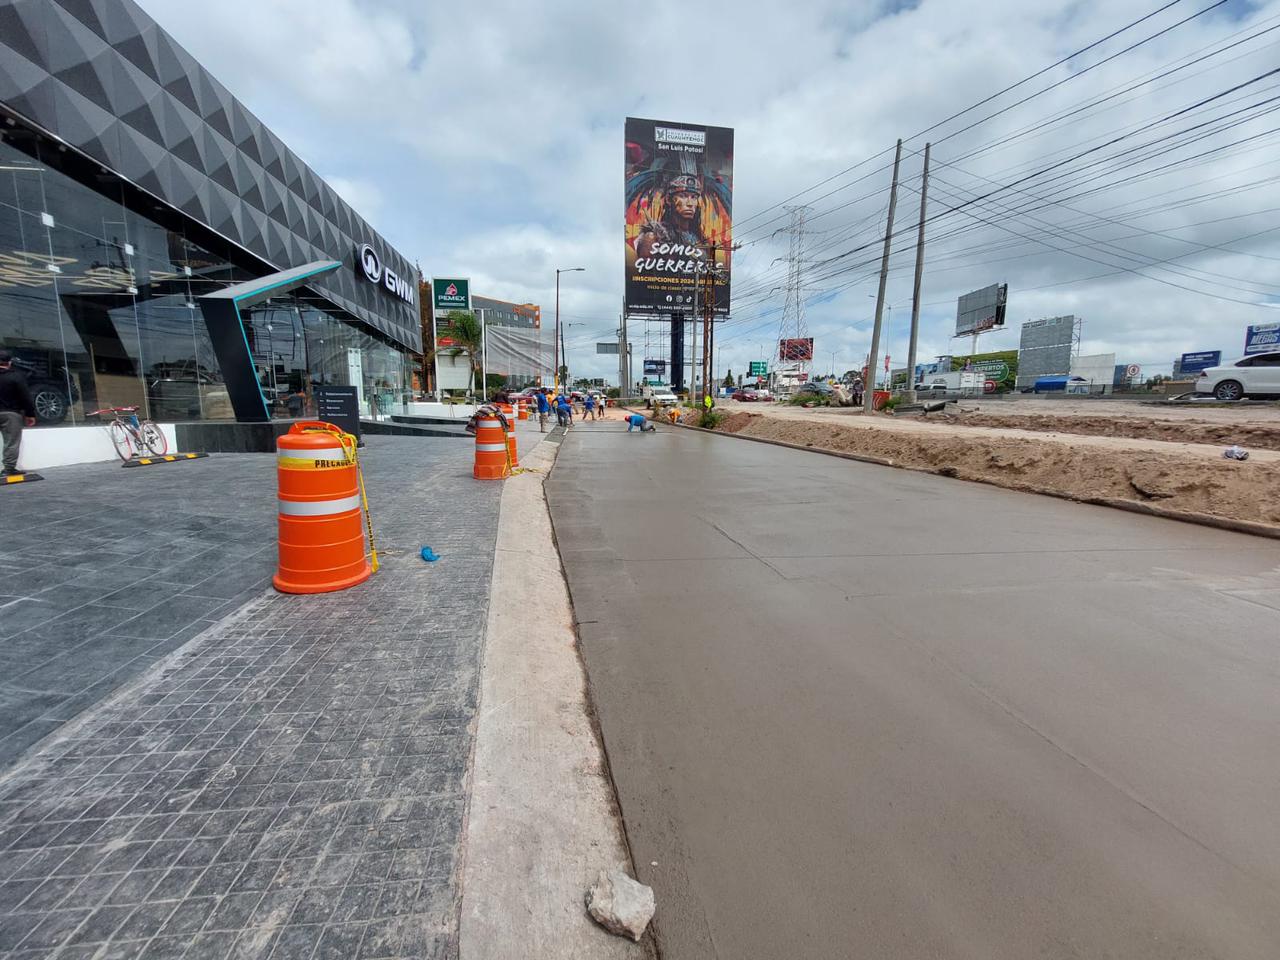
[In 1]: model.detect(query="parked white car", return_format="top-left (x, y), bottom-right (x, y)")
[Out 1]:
top-left (1194, 352), bottom-right (1280, 401)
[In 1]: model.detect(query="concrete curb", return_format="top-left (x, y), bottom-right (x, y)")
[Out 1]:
top-left (459, 433), bottom-right (652, 959)
top-left (671, 420), bottom-right (1280, 542)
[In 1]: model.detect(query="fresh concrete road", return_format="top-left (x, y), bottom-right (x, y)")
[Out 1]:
top-left (546, 422), bottom-right (1280, 960)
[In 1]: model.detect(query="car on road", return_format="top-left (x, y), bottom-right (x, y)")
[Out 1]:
top-left (642, 383), bottom-right (679, 408)
top-left (11, 350), bottom-right (80, 424)
top-left (1195, 352), bottom-right (1280, 401)
top-left (731, 388), bottom-right (761, 401)
top-left (794, 380), bottom-right (834, 396)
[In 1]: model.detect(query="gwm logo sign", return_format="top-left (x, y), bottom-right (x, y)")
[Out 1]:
top-left (356, 243), bottom-right (414, 305)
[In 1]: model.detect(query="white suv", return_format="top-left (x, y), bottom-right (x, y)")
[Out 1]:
top-left (1194, 352), bottom-right (1280, 401)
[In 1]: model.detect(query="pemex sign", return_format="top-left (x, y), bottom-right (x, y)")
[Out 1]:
top-left (432, 277), bottom-right (471, 313)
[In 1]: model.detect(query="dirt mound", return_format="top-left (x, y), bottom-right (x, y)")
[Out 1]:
top-left (715, 412), bottom-right (759, 433)
top-left (706, 416), bottom-right (1280, 530)
top-left (941, 412), bottom-right (1280, 451)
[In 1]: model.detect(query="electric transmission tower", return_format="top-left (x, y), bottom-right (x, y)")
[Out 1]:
top-left (779, 205), bottom-right (811, 377)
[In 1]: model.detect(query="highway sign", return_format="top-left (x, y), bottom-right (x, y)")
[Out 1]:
top-left (749, 360), bottom-right (768, 377)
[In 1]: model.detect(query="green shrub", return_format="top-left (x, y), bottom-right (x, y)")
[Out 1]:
top-left (698, 409), bottom-right (724, 429)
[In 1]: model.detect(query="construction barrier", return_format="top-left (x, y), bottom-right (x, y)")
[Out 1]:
top-left (474, 413), bottom-right (510, 480)
top-left (517, 400), bottom-right (529, 421)
top-left (872, 390), bottom-right (891, 411)
top-left (273, 421), bottom-right (374, 595)
top-left (497, 402), bottom-right (514, 419)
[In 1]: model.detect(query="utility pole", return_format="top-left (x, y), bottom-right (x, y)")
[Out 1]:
top-left (904, 143), bottom-right (930, 405)
top-left (864, 139), bottom-right (902, 413)
top-left (702, 242), bottom-right (715, 406)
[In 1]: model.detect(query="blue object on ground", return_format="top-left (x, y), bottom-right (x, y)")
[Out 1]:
top-left (421, 546), bottom-right (439, 562)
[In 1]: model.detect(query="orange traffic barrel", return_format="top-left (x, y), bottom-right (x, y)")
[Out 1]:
top-left (273, 422), bottom-right (371, 594)
top-left (474, 414), bottom-right (510, 480)
top-left (517, 400), bottom-right (529, 421)
top-left (497, 402), bottom-right (514, 418)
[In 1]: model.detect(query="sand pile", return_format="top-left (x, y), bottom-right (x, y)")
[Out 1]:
top-left (706, 413), bottom-right (1280, 530)
top-left (941, 412), bottom-right (1280, 451)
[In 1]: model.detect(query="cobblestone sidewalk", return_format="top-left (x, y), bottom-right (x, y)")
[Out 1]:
top-left (0, 433), bottom-right (522, 959)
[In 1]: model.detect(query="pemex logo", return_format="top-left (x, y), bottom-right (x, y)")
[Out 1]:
top-left (446, 282), bottom-right (458, 297)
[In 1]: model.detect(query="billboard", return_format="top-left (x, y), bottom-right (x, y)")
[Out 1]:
top-left (1016, 315), bottom-right (1074, 389)
top-left (1244, 322), bottom-right (1280, 355)
top-left (956, 283), bottom-right (1007, 337)
top-left (643, 359), bottom-right (667, 377)
top-left (1178, 350), bottom-right (1221, 374)
top-left (625, 117), bottom-right (733, 318)
top-left (778, 338), bottom-right (814, 362)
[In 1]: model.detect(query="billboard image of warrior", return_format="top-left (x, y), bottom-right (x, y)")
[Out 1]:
top-left (625, 118), bottom-right (733, 317)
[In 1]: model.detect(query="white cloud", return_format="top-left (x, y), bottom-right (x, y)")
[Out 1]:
top-left (138, 0), bottom-right (1280, 381)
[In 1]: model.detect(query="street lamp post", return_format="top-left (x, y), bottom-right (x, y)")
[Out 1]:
top-left (555, 267), bottom-right (585, 387)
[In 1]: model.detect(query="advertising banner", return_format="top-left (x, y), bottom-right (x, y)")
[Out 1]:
top-left (1178, 350), bottom-right (1220, 373)
top-left (625, 117), bottom-right (733, 318)
top-left (1244, 322), bottom-right (1280, 355)
top-left (956, 283), bottom-right (1007, 337)
top-left (778, 338), bottom-right (814, 362)
top-left (643, 359), bottom-right (667, 378)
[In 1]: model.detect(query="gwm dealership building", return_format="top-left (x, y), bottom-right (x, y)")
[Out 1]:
top-left (0, 0), bottom-right (420, 438)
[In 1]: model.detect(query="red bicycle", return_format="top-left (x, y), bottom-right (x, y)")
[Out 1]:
top-left (89, 406), bottom-right (169, 461)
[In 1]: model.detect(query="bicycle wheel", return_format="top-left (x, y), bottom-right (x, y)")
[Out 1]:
top-left (109, 421), bottom-right (134, 461)
top-left (141, 422), bottom-right (168, 456)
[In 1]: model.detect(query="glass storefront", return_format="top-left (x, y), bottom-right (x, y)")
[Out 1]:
top-left (0, 131), bottom-right (411, 425)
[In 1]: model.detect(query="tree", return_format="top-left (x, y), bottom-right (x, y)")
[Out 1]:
top-left (723, 369), bottom-right (734, 389)
top-left (427, 310), bottom-right (483, 394)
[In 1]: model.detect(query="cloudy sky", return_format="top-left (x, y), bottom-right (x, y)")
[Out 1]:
top-left (142, 0), bottom-right (1280, 383)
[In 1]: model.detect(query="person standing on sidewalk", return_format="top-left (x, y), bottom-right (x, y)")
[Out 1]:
top-left (536, 388), bottom-right (550, 432)
top-left (583, 392), bottom-right (595, 421)
top-left (0, 350), bottom-right (37, 476)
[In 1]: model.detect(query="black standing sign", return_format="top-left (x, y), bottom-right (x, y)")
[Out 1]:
top-left (315, 386), bottom-right (362, 444)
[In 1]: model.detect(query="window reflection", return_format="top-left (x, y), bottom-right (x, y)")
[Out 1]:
top-left (0, 131), bottom-right (410, 427)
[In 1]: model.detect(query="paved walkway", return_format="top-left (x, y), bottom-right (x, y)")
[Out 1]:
top-left (0, 431), bottom-right (536, 958)
top-left (0, 456), bottom-right (279, 769)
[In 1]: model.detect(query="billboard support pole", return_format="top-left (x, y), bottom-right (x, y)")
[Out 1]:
top-left (905, 142), bottom-right (930, 404)
top-left (865, 138), bottom-right (903, 411)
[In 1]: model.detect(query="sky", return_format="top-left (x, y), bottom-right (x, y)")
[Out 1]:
top-left (140, 0), bottom-right (1280, 383)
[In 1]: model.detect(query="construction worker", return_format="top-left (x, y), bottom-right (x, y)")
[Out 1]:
top-left (626, 412), bottom-right (654, 432)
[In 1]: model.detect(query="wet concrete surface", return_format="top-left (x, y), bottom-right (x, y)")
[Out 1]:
top-left (546, 422), bottom-right (1280, 960)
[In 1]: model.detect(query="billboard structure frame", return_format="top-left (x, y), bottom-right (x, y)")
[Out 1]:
top-left (1016, 315), bottom-right (1080, 389)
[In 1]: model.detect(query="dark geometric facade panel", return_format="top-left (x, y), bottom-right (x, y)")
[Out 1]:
top-left (0, 0), bottom-right (420, 352)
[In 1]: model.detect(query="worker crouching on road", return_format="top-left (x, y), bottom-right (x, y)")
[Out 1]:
top-left (627, 413), bottom-right (655, 433)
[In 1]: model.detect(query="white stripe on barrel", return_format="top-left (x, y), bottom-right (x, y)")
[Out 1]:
top-left (475, 443), bottom-right (508, 452)
top-left (277, 446), bottom-right (347, 462)
top-left (278, 494), bottom-right (362, 516)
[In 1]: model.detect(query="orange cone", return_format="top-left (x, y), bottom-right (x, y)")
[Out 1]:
top-left (273, 422), bottom-right (372, 594)
top-left (474, 414), bottom-right (510, 480)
